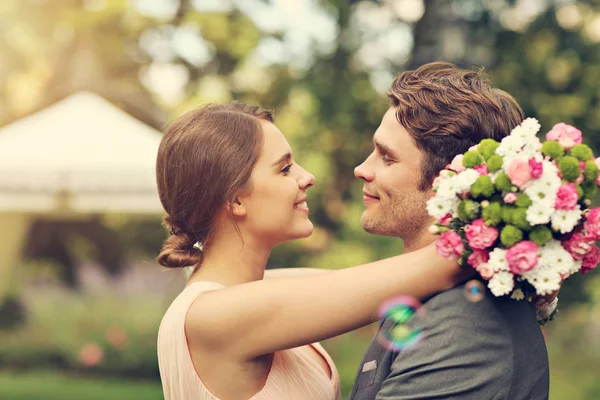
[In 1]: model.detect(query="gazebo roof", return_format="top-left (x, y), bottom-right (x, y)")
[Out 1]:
top-left (0, 91), bottom-right (165, 213)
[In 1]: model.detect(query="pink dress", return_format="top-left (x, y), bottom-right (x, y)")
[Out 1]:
top-left (157, 281), bottom-right (341, 400)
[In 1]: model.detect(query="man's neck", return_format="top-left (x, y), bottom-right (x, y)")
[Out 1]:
top-left (402, 229), bottom-right (437, 254)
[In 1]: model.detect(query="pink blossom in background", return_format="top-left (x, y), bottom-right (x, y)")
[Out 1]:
top-left (468, 249), bottom-right (490, 268)
top-left (506, 159), bottom-right (532, 189)
top-left (436, 232), bottom-right (464, 259)
top-left (546, 122), bottom-right (582, 150)
top-left (440, 169), bottom-right (453, 178)
top-left (562, 232), bottom-right (594, 260)
top-left (582, 245), bottom-right (600, 274)
top-left (476, 263), bottom-right (495, 280)
top-left (474, 164), bottom-right (488, 175)
top-left (465, 218), bottom-right (499, 250)
top-left (529, 158), bottom-right (543, 179)
top-left (503, 193), bottom-right (517, 204)
top-left (584, 208), bottom-right (600, 239)
top-left (506, 241), bottom-right (539, 274)
top-left (555, 183), bottom-right (579, 210)
top-left (79, 343), bottom-right (104, 367)
top-left (449, 154), bottom-right (466, 173)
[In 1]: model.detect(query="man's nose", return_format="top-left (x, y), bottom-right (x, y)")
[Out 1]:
top-left (355, 159), bottom-right (374, 182)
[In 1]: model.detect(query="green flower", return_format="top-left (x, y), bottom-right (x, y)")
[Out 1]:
top-left (558, 156), bottom-right (581, 182)
top-left (495, 173), bottom-right (513, 192)
top-left (487, 155), bottom-right (504, 173)
top-left (471, 175), bottom-right (494, 198)
top-left (582, 181), bottom-right (598, 200)
top-left (541, 141), bottom-right (565, 159)
top-left (478, 139), bottom-right (500, 160)
top-left (457, 199), bottom-right (480, 222)
top-left (515, 193), bottom-right (532, 208)
top-left (501, 205), bottom-right (516, 224)
top-left (463, 150), bottom-right (484, 168)
top-left (570, 144), bottom-right (593, 161)
top-left (482, 201), bottom-right (502, 226)
top-left (512, 208), bottom-right (531, 231)
top-left (529, 226), bottom-right (552, 246)
top-left (500, 225), bottom-right (523, 247)
top-left (584, 160), bottom-right (599, 182)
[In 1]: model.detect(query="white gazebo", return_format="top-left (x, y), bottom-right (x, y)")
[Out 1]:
top-left (0, 91), bottom-right (165, 296)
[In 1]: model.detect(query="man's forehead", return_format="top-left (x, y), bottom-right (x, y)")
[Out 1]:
top-left (374, 109), bottom-right (415, 152)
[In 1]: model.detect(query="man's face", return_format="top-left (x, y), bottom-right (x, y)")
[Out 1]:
top-left (354, 107), bottom-right (433, 244)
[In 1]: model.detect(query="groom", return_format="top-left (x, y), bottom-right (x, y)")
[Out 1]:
top-left (348, 62), bottom-right (550, 399)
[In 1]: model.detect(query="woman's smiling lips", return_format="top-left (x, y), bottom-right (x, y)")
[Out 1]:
top-left (294, 198), bottom-right (309, 213)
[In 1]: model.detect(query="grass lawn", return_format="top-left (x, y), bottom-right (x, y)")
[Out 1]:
top-left (0, 371), bottom-right (164, 400)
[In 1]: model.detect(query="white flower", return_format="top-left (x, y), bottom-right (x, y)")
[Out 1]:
top-left (497, 135), bottom-right (525, 158)
top-left (569, 260), bottom-right (582, 275)
top-left (511, 288), bottom-right (525, 300)
top-left (488, 248), bottom-right (509, 272)
top-left (530, 269), bottom-right (562, 295)
top-left (454, 169), bottom-right (480, 193)
top-left (426, 195), bottom-right (459, 219)
top-left (551, 207), bottom-right (582, 234)
top-left (511, 126), bottom-right (534, 141)
top-left (436, 175), bottom-right (460, 199)
top-left (488, 271), bottom-right (515, 296)
top-left (522, 137), bottom-right (542, 156)
top-left (526, 200), bottom-right (554, 225)
top-left (537, 240), bottom-right (574, 275)
top-left (520, 118), bottom-right (541, 135)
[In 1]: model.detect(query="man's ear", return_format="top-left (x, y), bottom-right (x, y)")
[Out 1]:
top-left (229, 197), bottom-right (247, 218)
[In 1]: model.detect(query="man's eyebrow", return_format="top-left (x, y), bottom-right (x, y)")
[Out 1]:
top-left (374, 140), bottom-right (396, 157)
top-left (271, 152), bottom-right (292, 166)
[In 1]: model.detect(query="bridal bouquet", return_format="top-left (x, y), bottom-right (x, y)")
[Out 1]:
top-left (427, 118), bottom-right (600, 304)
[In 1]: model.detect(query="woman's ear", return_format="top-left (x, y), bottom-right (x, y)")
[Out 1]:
top-left (229, 197), bottom-right (247, 218)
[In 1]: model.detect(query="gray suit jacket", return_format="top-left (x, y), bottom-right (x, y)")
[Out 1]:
top-left (348, 283), bottom-right (549, 400)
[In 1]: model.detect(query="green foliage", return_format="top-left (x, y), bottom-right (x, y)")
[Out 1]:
top-left (500, 225), bottom-right (523, 247)
top-left (582, 181), bottom-right (598, 200)
top-left (512, 208), bottom-right (531, 231)
top-left (558, 156), bottom-right (582, 182)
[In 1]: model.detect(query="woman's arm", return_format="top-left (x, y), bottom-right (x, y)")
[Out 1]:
top-left (187, 243), bottom-right (465, 361)
top-left (264, 267), bottom-right (328, 279)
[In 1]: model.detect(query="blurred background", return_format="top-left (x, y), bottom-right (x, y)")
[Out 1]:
top-left (0, 0), bottom-right (599, 399)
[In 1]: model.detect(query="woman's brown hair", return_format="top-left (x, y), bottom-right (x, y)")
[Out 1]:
top-left (156, 102), bottom-right (273, 268)
top-left (387, 62), bottom-right (525, 190)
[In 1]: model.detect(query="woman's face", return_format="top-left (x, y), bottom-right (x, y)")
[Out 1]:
top-left (237, 120), bottom-right (315, 246)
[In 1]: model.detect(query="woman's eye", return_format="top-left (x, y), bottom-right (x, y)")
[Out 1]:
top-left (282, 163), bottom-right (293, 174)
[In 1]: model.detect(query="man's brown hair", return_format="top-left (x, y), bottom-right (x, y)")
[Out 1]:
top-left (387, 62), bottom-right (524, 190)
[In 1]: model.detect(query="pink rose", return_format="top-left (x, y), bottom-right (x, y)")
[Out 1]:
top-left (555, 183), bottom-right (579, 210)
top-left (562, 232), bottom-right (594, 260)
top-left (545, 122), bottom-right (582, 150)
top-left (503, 193), bottom-right (517, 204)
top-left (465, 218), bottom-right (499, 250)
top-left (506, 159), bottom-right (532, 189)
top-left (474, 163), bottom-right (488, 175)
top-left (582, 245), bottom-right (600, 275)
top-left (476, 263), bottom-right (495, 280)
top-left (449, 154), bottom-right (465, 173)
top-left (506, 241), bottom-right (539, 274)
top-left (467, 249), bottom-right (490, 268)
top-left (436, 232), bottom-right (464, 259)
top-left (584, 208), bottom-right (600, 239)
top-left (529, 158), bottom-right (543, 179)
